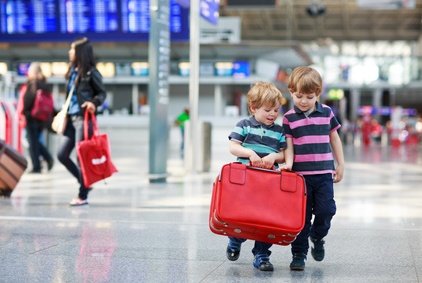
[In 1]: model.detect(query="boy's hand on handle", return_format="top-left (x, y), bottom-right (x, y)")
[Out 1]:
top-left (261, 154), bottom-right (276, 169)
top-left (250, 152), bottom-right (273, 169)
top-left (82, 101), bottom-right (96, 114)
top-left (249, 153), bottom-right (264, 168)
top-left (279, 164), bottom-right (292, 171)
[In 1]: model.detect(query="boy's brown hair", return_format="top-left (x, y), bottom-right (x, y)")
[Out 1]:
top-left (288, 66), bottom-right (323, 96)
top-left (247, 82), bottom-right (283, 113)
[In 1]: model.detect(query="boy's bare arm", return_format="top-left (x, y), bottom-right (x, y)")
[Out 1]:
top-left (279, 138), bottom-right (294, 170)
top-left (229, 140), bottom-right (261, 165)
top-left (330, 130), bottom-right (345, 183)
top-left (262, 151), bottom-right (284, 169)
top-left (274, 150), bottom-right (285, 163)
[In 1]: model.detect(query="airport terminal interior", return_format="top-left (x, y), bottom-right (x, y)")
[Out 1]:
top-left (1, 0), bottom-right (422, 282)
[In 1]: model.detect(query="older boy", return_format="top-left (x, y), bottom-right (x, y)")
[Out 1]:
top-left (282, 66), bottom-right (345, 271)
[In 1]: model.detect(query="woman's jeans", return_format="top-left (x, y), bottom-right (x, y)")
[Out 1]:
top-left (26, 119), bottom-right (53, 172)
top-left (57, 115), bottom-right (93, 200)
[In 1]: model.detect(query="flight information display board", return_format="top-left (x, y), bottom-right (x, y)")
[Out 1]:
top-left (0, 0), bottom-right (188, 42)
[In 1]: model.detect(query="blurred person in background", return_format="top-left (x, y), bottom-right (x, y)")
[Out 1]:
top-left (361, 115), bottom-right (372, 146)
top-left (174, 107), bottom-right (189, 158)
top-left (19, 62), bottom-right (54, 173)
top-left (370, 118), bottom-right (383, 144)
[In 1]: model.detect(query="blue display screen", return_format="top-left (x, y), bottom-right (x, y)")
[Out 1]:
top-left (16, 62), bottom-right (31, 76)
top-left (232, 61), bottom-right (250, 78)
top-left (200, 0), bottom-right (219, 25)
top-left (0, 0), bottom-right (189, 42)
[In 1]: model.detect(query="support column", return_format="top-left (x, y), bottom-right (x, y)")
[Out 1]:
top-left (148, 0), bottom-right (170, 183)
top-left (372, 88), bottom-right (382, 119)
top-left (186, 0), bottom-right (200, 173)
top-left (214, 84), bottom-right (222, 117)
top-left (416, 35), bottom-right (422, 80)
top-left (389, 88), bottom-right (396, 107)
top-left (350, 88), bottom-right (361, 122)
top-left (417, 35), bottom-right (422, 56)
top-left (131, 84), bottom-right (139, 115)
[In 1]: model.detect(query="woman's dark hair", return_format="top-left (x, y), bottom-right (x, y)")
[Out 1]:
top-left (65, 37), bottom-right (96, 83)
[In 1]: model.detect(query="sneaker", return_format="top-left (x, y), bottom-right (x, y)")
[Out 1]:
top-left (310, 237), bottom-right (325, 261)
top-left (290, 253), bottom-right (306, 271)
top-left (253, 256), bottom-right (274, 272)
top-left (69, 198), bottom-right (89, 206)
top-left (47, 159), bottom-right (54, 171)
top-left (226, 247), bottom-right (240, 261)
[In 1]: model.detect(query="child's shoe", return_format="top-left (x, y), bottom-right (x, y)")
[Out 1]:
top-left (226, 247), bottom-right (240, 261)
top-left (226, 238), bottom-right (242, 261)
top-left (289, 253), bottom-right (306, 271)
top-left (253, 255), bottom-right (274, 272)
top-left (310, 237), bottom-right (325, 261)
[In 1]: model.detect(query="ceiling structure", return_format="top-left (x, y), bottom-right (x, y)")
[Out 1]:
top-left (221, 0), bottom-right (422, 42)
top-left (0, 0), bottom-right (421, 68)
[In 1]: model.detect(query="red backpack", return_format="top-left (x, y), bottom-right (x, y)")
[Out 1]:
top-left (31, 90), bottom-right (54, 122)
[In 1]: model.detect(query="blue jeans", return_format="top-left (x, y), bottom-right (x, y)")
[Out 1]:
top-left (228, 237), bottom-right (272, 260)
top-left (57, 115), bottom-right (93, 200)
top-left (291, 173), bottom-right (336, 255)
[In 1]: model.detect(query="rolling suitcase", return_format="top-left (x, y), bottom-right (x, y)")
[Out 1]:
top-left (209, 162), bottom-right (307, 245)
top-left (0, 139), bottom-right (28, 197)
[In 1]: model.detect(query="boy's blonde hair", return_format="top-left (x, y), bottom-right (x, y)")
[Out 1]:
top-left (247, 81), bottom-right (283, 112)
top-left (288, 66), bottom-right (322, 96)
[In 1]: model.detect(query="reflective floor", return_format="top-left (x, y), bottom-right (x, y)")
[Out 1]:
top-left (1, 120), bottom-right (422, 283)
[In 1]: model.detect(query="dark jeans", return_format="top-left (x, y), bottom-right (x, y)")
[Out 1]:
top-left (228, 237), bottom-right (272, 259)
top-left (26, 119), bottom-right (53, 172)
top-left (291, 173), bottom-right (336, 256)
top-left (57, 115), bottom-right (93, 200)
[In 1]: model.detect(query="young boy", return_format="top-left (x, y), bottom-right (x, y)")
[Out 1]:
top-left (227, 81), bottom-right (287, 272)
top-left (282, 66), bottom-right (345, 271)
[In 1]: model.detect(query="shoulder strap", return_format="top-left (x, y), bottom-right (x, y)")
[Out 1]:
top-left (62, 84), bottom-right (75, 111)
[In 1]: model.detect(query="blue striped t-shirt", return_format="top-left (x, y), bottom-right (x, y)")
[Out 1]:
top-left (228, 116), bottom-right (287, 165)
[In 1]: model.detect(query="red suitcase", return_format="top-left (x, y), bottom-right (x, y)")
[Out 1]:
top-left (209, 162), bottom-right (307, 245)
top-left (0, 139), bottom-right (28, 197)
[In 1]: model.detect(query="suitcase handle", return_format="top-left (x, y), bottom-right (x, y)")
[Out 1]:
top-left (228, 162), bottom-right (299, 193)
top-left (246, 164), bottom-right (280, 174)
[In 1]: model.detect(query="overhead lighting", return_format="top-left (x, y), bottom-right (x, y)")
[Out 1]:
top-left (357, 0), bottom-right (415, 9)
top-left (306, 2), bottom-right (326, 17)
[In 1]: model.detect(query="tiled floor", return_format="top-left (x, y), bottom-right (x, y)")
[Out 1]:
top-left (1, 119), bottom-right (422, 282)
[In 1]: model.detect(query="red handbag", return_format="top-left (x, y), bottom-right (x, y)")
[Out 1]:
top-left (77, 112), bottom-right (117, 188)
